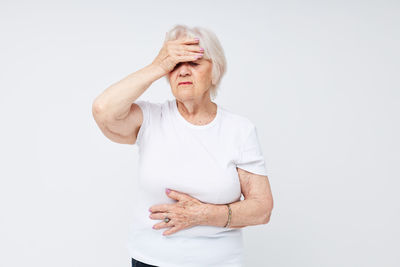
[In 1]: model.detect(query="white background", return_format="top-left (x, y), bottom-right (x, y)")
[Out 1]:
top-left (1, 1), bottom-right (399, 266)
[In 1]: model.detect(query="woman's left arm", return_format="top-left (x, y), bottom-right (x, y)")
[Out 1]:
top-left (204, 167), bottom-right (274, 228)
top-left (149, 167), bottom-right (273, 235)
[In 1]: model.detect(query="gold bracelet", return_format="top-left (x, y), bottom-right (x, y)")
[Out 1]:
top-left (224, 204), bottom-right (232, 228)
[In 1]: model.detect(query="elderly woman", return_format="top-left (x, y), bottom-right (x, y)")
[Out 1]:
top-left (92, 25), bottom-right (273, 267)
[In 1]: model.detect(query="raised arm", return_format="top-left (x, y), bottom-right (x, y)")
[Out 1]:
top-left (91, 63), bottom-right (165, 144)
top-left (92, 36), bottom-right (203, 144)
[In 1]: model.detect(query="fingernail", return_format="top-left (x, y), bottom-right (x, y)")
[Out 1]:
top-left (200, 47), bottom-right (204, 52)
top-left (194, 37), bottom-right (199, 41)
top-left (166, 188), bottom-right (171, 194)
top-left (149, 208), bottom-right (152, 212)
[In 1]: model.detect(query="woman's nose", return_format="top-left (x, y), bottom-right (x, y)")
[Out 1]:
top-left (178, 63), bottom-right (191, 76)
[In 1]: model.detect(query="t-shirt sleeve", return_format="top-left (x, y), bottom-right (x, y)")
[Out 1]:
top-left (134, 100), bottom-right (150, 146)
top-left (235, 125), bottom-right (269, 176)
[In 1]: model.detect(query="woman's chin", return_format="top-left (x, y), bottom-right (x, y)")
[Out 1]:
top-left (175, 89), bottom-right (197, 98)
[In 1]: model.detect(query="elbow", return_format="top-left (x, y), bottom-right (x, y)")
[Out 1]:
top-left (92, 99), bottom-right (110, 122)
top-left (92, 99), bottom-right (105, 116)
top-left (260, 198), bottom-right (274, 224)
top-left (261, 209), bottom-right (272, 224)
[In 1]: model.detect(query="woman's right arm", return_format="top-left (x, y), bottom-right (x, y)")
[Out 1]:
top-left (92, 63), bottom-right (165, 144)
top-left (92, 36), bottom-right (203, 144)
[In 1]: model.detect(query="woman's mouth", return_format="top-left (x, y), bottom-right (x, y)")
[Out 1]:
top-left (178, 82), bottom-right (193, 85)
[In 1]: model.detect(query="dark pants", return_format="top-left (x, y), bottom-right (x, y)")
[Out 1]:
top-left (131, 257), bottom-right (158, 267)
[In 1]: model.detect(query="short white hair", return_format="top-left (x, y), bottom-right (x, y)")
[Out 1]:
top-left (163, 24), bottom-right (227, 100)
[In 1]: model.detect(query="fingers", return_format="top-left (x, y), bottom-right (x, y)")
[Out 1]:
top-left (152, 220), bottom-right (173, 230)
top-left (175, 54), bottom-right (203, 63)
top-left (170, 43), bottom-right (203, 56)
top-left (151, 213), bottom-right (176, 231)
top-left (183, 47), bottom-right (204, 60)
top-left (150, 211), bottom-right (176, 228)
top-left (165, 37), bottom-right (204, 67)
top-left (174, 36), bottom-right (200, 45)
top-left (185, 44), bottom-right (204, 53)
top-left (149, 212), bottom-right (170, 220)
top-left (172, 37), bottom-right (203, 53)
top-left (152, 218), bottom-right (182, 236)
top-left (166, 188), bottom-right (187, 200)
top-left (154, 34), bottom-right (204, 74)
top-left (149, 203), bottom-right (173, 213)
top-left (161, 48), bottom-right (202, 67)
top-left (163, 226), bottom-right (181, 236)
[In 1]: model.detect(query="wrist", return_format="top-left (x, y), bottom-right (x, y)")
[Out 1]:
top-left (224, 204), bottom-right (232, 228)
top-left (147, 63), bottom-right (167, 79)
top-left (202, 203), bottom-right (230, 227)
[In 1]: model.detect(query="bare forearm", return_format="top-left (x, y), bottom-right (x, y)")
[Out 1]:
top-left (92, 63), bottom-right (165, 121)
top-left (201, 198), bottom-right (272, 228)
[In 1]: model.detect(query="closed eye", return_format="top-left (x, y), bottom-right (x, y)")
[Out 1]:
top-left (172, 61), bottom-right (199, 71)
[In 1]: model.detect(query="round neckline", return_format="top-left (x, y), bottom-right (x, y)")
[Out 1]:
top-left (172, 99), bottom-right (220, 129)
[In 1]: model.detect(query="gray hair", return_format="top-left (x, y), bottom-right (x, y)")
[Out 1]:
top-left (163, 24), bottom-right (227, 100)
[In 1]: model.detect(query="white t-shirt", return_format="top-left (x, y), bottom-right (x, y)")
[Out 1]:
top-left (126, 98), bottom-right (268, 267)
